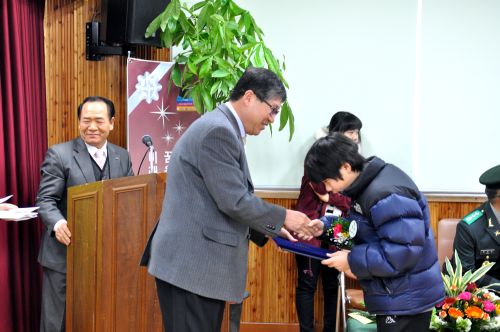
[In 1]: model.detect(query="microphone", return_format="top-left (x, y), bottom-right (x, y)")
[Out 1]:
top-left (142, 135), bottom-right (153, 148)
top-left (138, 134), bottom-right (155, 175)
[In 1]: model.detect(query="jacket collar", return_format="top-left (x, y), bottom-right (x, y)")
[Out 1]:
top-left (343, 156), bottom-right (386, 199)
top-left (217, 104), bottom-right (244, 141)
top-left (484, 202), bottom-right (500, 245)
top-left (107, 143), bottom-right (122, 179)
top-left (73, 137), bottom-right (96, 183)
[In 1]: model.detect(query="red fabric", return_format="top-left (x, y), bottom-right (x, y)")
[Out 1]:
top-left (295, 174), bottom-right (351, 247)
top-left (0, 0), bottom-right (47, 331)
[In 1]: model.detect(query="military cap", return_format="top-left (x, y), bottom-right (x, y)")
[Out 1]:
top-left (479, 164), bottom-right (500, 189)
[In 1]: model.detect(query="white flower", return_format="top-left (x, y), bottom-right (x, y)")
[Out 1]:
top-left (455, 317), bottom-right (472, 332)
top-left (482, 316), bottom-right (500, 330)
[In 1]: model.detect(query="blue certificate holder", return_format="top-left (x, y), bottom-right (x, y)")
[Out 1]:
top-left (273, 237), bottom-right (336, 260)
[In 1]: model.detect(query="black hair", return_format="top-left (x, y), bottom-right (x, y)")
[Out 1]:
top-left (485, 188), bottom-right (500, 203)
top-left (230, 67), bottom-right (286, 103)
top-left (77, 96), bottom-right (115, 120)
top-left (304, 133), bottom-right (365, 183)
top-left (328, 111), bottom-right (362, 134)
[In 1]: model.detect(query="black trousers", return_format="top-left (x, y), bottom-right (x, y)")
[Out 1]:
top-left (295, 254), bottom-right (339, 332)
top-left (376, 310), bottom-right (432, 332)
top-left (155, 278), bottom-right (225, 332)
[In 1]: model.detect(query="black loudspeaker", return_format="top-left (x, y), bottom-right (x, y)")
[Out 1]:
top-left (101, 0), bottom-right (170, 46)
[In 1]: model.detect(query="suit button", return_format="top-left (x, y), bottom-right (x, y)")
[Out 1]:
top-left (266, 225), bottom-right (276, 230)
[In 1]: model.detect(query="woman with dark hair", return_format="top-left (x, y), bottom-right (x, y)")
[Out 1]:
top-left (294, 111), bottom-right (362, 332)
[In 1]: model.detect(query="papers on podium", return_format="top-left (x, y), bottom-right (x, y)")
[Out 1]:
top-left (273, 237), bottom-right (336, 260)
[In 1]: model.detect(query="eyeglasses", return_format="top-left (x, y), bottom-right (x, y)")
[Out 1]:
top-left (260, 99), bottom-right (280, 117)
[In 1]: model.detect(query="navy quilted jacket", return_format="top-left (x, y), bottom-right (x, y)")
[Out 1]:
top-left (343, 157), bottom-right (444, 315)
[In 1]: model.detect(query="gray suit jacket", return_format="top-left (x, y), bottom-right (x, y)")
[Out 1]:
top-left (36, 137), bottom-right (133, 273)
top-left (146, 105), bottom-right (286, 303)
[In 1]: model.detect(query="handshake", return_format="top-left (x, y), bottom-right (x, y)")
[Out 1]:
top-left (279, 209), bottom-right (324, 242)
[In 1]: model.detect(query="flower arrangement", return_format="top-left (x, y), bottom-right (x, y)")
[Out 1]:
top-left (430, 250), bottom-right (500, 332)
top-left (320, 215), bottom-right (357, 250)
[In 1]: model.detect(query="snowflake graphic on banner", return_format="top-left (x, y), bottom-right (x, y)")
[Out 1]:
top-left (174, 121), bottom-right (185, 134)
top-left (162, 132), bottom-right (174, 145)
top-left (151, 98), bottom-right (176, 128)
top-left (135, 71), bottom-right (162, 104)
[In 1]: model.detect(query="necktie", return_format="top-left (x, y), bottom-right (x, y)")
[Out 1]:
top-left (94, 150), bottom-right (106, 170)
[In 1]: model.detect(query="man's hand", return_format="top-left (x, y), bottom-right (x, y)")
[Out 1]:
top-left (309, 219), bottom-right (324, 237)
top-left (283, 210), bottom-right (322, 240)
top-left (0, 203), bottom-right (17, 211)
top-left (55, 222), bottom-right (71, 246)
top-left (278, 227), bottom-right (298, 242)
top-left (321, 250), bottom-right (351, 272)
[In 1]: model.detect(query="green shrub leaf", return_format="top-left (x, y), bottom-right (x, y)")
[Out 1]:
top-left (211, 69), bottom-right (230, 78)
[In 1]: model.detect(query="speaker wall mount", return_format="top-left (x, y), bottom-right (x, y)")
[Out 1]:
top-left (85, 21), bottom-right (131, 61)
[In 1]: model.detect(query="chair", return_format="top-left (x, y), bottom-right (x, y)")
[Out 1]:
top-left (437, 218), bottom-right (460, 268)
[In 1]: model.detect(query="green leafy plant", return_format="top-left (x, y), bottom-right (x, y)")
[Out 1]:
top-left (442, 250), bottom-right (498, 297)
top-left (145, 0), bottom-right (295, 140)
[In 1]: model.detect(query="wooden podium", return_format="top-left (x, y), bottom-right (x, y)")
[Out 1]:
top-left (66, 173), bottom-right (166, 332)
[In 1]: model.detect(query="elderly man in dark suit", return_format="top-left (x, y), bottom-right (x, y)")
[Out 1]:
top-left (36, 96), bottom-right (134, 332)
top-left (142, 67), bottom-right (322, 332)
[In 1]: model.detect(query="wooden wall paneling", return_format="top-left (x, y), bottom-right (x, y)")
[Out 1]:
top-left (241, 197), bottom-right (299, 330)
top-left (428, 201), bottom-right (479, 233)
top-left (44, 0), bottom-right (170, 148)
top-left (45, 0), bottom-right (77, 144)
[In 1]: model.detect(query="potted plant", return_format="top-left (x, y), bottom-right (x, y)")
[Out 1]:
top-left (430, 251), bottom-right (500, 331)
top-left (145, 0), bottom-right (295, 139)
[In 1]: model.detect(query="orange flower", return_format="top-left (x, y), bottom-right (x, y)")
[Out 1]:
top-left (450, 285), bottom-right (458, 292)
top-left (439, 310), bottom-right (447, 318)
top-left (465, 305), bottom-right (485, 319)
top-left (448, 307), bottom-right (464, 319)
top-left (442, 303), bottom-right (450, 310)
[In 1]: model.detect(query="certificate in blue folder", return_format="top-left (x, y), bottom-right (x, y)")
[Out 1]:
top-left (273, 237), bottom-right (336, 260)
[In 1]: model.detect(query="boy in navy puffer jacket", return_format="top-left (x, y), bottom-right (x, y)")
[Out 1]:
top-left (304, 133), bottom-right (444, 332)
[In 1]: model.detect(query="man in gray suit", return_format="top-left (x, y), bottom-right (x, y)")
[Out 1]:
top-left (36, 96), bottom-right (134, 332)
top-left (143, 67), bottom-right (322, 331)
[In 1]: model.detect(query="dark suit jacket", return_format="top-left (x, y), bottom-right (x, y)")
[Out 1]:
top-left (36, 137), bottom-right (133, 273)
top-left (145, 104), bottom-right (286, 303)
top-left (453, 202), bottom-right (500, 290)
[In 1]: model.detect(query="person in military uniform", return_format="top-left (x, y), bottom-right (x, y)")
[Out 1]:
top-left (452, 164), bottom-right (500, 291)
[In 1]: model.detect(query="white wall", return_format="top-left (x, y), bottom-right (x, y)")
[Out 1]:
top-left (238, 0), bottom-right (500, 193)
top-left (417, 0), bottom-right (500, 192)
